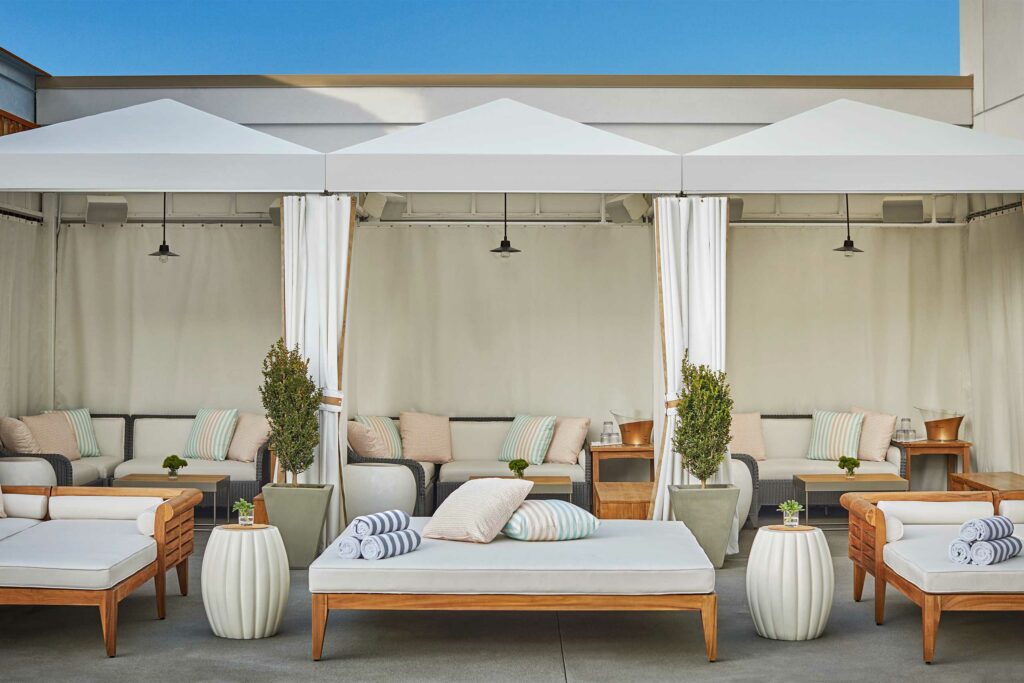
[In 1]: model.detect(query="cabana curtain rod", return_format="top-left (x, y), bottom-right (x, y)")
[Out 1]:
top-left (966, 200), bottom-right (1023, 222)
top-left (0, 206), bottom-right (44, 224)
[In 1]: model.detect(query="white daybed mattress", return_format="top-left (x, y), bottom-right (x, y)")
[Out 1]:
top-left (309, 518), bottom-right (715, 595)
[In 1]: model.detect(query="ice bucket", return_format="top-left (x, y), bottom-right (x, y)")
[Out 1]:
top-left (611, 411), bottom-right (653, 446)
top-left (916, 407), bottom-right (964, 442)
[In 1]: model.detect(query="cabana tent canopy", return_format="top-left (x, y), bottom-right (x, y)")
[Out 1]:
top-left (0, 99), bottom-right (325, 192)
top-left (682, 99), bottom-right (1024, 194)
top-left (327, 98), bottom-right (680, 193)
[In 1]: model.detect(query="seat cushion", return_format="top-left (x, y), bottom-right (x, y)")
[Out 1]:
top-left (756, 457), bottom-right (898, 481)
top-left (884, 524), bottom-right (1024, 593)
top-left (310, 518), bottom-right (715, 595)
top-left (114, 456), bottom-right (256, 481)
top-left (84, 454), bottom-right (124, 479)
top-left (439, 460), bottom-right (585, 483)
top-left (70, 460), bottom-right (101, 485)
top-left (0, 517), bottom-right (39, 542)
top-left (0, 458), bottom-right (57, 487)
top-left (0, 520), bottom-right (157, 589)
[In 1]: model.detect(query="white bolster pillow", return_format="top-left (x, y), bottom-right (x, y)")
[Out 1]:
top-left (136, 504), bottom-right (160, 536)
top-left (3, 493), bottom-right (49, 520)
top-left (877, 500), bottom-right (994, 525)
top-left (1000, 500), bottom-right (1024, 524)
top-left (884, 515), bottom-right (904, 543)
top-left (49, 495), bottom-right (165, 521)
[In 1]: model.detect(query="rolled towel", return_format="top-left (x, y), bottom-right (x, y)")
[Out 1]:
top-left (360, 529), bottom-right (421, 560)
top-left (351, 510), bottom-right (411, 539)
top-left (959, 515), bottom-right (1015, 542)
top-left (948, 539), bottom-right (973, 565)
top-left (337, 535), bottom-right (362, 560)
top-left (970, 535), bottom-right (1023, 566)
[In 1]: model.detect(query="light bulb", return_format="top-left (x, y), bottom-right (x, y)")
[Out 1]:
top-left (159, 254), bottom-right (169, 264)
top-left (500, 250), bottom-right (511, 259)
top-left (844, 250), bottom-right (853, 258)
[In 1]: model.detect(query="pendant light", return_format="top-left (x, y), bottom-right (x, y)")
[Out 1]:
top-left (833, 193), bottom-right (863, 257)
top-left (490, 192), bottom-right (521, 258)
top-left (149, 192), bottom-right (179, 263)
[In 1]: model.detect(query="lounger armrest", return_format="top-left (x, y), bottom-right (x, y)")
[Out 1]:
top-left (0, 448), bottom-right (73, 485)
top-left (155, 488), bottom-right (202, 571)
top-left (348, 449), bottom-right (431, 515)
top-left (730, 453), bottom-right (759, 527)
top-left (841, 493), bottom-right (880, 525)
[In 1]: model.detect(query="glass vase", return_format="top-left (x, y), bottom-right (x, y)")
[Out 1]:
top-left (783, 510), bottom-right (800, 527)
top-left (167, 470), bottom-right (178, 480)
top-left (238, 512), bottom-right (254, 526)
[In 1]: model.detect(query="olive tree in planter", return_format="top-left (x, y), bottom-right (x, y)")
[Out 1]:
top-left (259, 338), bottom-right (333, 569)
top-left (668, 351), bottom-right (739, 569)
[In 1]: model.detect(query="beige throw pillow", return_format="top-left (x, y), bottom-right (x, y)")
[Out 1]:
top-left (545, 417), bottom-right (590, 464)
top-left (424, 478), bottom-right (533, 543)
top-left (399, 412), bottom-right (452, 464)
top-left (729, 412), bottom-right (766, 461)
top-left (852, 407), bottom-right (897, 462)
top-left (21, 413), bottom-right (81, 461)
top-left (227, 413), bottom-right (271, 463)
top-left (0, 417), bottom-right (40, 453)
top-left (347, 421), bottom-right (390, 458)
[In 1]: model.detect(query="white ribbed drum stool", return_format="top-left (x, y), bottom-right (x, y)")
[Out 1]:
top-left (202, 524), bottom-right (290, 639)
top-left (746, 525), bottom-right (834, 641)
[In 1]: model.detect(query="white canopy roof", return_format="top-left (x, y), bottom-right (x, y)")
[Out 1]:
top-left (682, 99), bottom-right (1024, 194)
top-left (0, 99), bottom-right (325, 192)
top-left (327, 98), bottom-right (680, 193)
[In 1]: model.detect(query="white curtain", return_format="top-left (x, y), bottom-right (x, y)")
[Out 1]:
top-left (967, 209), bottom-right (1024, 474)
top-left (651, 196), bottom-right (737, 553)
top-left (283, 193), bottom-right (353, 539)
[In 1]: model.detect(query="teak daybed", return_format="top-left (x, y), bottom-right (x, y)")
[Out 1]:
top-left (842, 490), bottom-right (1024, 663)
top-left (307, 518), bottom-right (718, 662)
top-left (0, 485), bottom-right (202, 656)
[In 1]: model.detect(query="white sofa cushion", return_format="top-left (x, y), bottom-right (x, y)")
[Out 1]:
top-left (1001, 500), bottom-right (1024, 523)
top-left (729, 412), bottom-right (766, 460)
top-left (132, 418), bottom-right (194, 460)
top-left (114, 456), bottom-right (256, 481)
top-left (450, 421), bottom-right (512, 462)
top-left (49, 495), bottom-right (164, 520)
top-left (310, 518), bottom-right (714, 595)
top-left (756, 457), bottom-right (898, 481)
top-left (884, 524), bottom-right (1024, 593)
top-left (0, 458), bottom-right (57, 487)
top-left (83, 454), bottom-right (125, 479)
top-left (0, 517), bottom-right (40, 542)
top-left (3, 493), bottom-right (48, 519)
top-left (439, 460), bottom-right (585, 483)
top-left (876, 500), bottom-right (995, 525)
top-left (92, 416), bottom-right (126, 460)
top-left (0, 519), bottom-right (157, 589)
top-left (761, 418), bottom-right (813, 460)
top-left (70, 460), bottom-right (101, 485)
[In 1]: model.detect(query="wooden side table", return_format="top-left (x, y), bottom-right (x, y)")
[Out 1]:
top-left (591, 444), bottom-right (655, 505)
top-left (593, 482), bottom-right (654, 520)
top-left (949, 471), bottom-right (1024, 492)
top-left (892, 440), bottom-right (972, 489)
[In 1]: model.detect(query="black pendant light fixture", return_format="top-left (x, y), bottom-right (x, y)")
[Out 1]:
top-left (490, 192), bottom-right (521, 258)
top-left (833, 193), bottom-right (863, 257)
top-left (149, 192), bottom-right (179, 263)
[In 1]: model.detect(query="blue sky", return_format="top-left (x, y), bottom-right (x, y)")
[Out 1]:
top-left (2, 0), bottom-right (959, 76)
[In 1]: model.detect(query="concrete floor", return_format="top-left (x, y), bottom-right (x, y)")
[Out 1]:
top-left (2, 510), bottom-right (1022, 682)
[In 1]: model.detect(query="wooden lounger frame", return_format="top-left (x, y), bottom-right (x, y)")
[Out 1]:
top-left (0, 485), bottom-right (202, 656)
top-left (311, 591), bottom-right (717, 662)
top-left (842, 490), bottom-right (1024, 664)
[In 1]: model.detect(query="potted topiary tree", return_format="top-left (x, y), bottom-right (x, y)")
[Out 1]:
top-left (259, 338), bottom-right (333, 569)
top-left (667, 351), bottom-right (740, 569)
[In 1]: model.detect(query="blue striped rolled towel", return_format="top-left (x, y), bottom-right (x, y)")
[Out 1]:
top-left (337, 535), bottom-right (363, 559)
top-left (351, 510), bottom-right (410, 539)
top-left (360, 529), bottom-right (421, 560)
top-left (959, 515), bottom-right (1015, 542)
top-left (969, 535), bottom-right (1023, 566)
top-left (948, 539), bottom-right (973, 565)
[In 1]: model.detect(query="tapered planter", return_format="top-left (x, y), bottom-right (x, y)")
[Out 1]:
top-left (261, 483), bottom-right (333, 569)
top-left (669, 484), bottom-right (739, 569)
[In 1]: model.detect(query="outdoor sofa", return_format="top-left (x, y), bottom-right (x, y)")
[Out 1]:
top-left (842, 490), bottom-right (1024, 663)
top-left (0, 413), bottom-right (130, 486)
top-left (0, 485), bottom-right (201, 656)
top-left (308, 518), bottom-right (717, 662)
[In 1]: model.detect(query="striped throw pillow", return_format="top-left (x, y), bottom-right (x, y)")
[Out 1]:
top-left (47, 408), bottom-right (100, 457)
top-left (184, 409), bottom-right (239, 461)
top-left (499, 415), bottom-right (557, 465)
top-left (503, 500), bottom-right (600, 541)
top-left (354, 416), bottom-right (402, 459)
top-left (806, 410), bottom-right (864, 461)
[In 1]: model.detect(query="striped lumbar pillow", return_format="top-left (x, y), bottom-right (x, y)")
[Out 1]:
top-left (184, 409), bottom-right (239, 461)
top-left (806, 410), bottom-right (864, 461)
top-left (354, 416), bottom-right (402, 459)
top-left (47, 408), bottom-right (100, 457)
top-left (499, 415), bottom-right (557, 465)
top-left (503, 499), bottom-right (600, 541)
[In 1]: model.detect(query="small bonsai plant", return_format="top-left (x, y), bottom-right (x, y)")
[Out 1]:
top-left (232, 499), bottom-right (255, 526)
top-left (672, 350), bottom-right (733, 488)
top-left (838, 456), bottom-right (861, 478)
top-left (778, 499), bottom-right (804, 527)
top-left (259, 338), bottom-right (323, 486)
top-left (508, 459), bottom-right (530, 479)
top-left (162, 454), bottom-right (188, 479)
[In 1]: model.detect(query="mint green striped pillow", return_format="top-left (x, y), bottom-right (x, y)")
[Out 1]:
top-left (354, 416), bottom-right (402, 459)
top-left (184, 409), bottom-right (239, 461)
top-left (47, 408), bottom-right (100, 457)
top-left (807, 410), bottom-right (864, 461)
top-left (499, 415), bottom-right (556, 465)
top-left (503, 500), bottom-right (600, 541)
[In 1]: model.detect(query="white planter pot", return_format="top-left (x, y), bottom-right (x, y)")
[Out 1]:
top-left (344, 463), bottom-right (417, 520)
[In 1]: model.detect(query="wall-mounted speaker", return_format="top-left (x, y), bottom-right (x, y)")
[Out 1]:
top-left (85, 195), bottom-right (128, 224)
top-left (882, 197), bottom-right (925, 223)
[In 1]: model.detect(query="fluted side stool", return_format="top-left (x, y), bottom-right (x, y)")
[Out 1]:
top-left (746, 525), bottom-right (834, 641)
top-left (202, 524), bottom-right (290, 639)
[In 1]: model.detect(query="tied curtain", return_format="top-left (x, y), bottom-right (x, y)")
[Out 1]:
top-left (283, 193), bottom-right (354, 539)
top-left (651, 196), bottom-right (739, 554)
